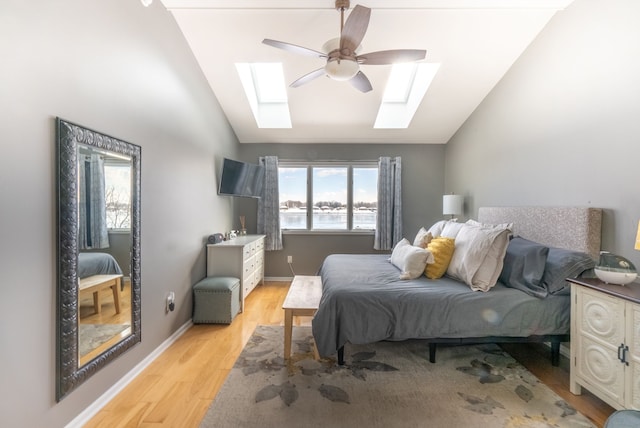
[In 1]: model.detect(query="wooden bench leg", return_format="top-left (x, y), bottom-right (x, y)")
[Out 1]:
top-left (111, 278), bottom-right (121, 314)
top-left (311, 338), bottom-right (320, 360)
top-left (93, 291), bottom-right (101, 314)
top-left (284, 309), bottom-right (293, 359)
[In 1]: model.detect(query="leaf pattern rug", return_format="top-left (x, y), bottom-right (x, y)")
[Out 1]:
top-left (200, 325), bottom-right (595, 428)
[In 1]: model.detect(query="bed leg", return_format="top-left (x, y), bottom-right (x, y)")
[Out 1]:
top-left (428, 343), bottom-right (436, 363)
top-left (551, 340), bottom-right (561, 367)
top-left (338, 346), bottom-right (345, 365)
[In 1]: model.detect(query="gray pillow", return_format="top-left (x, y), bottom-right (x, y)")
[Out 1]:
top-left (541, 246), bottom-right (595, 295)
top-left (499, 237), bottom-right (549, 298)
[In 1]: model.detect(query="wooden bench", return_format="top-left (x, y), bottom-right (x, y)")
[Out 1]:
top-left (79, 274), bottom-right (123, 315)
top-left (282, 275), bottom-right (322, 359)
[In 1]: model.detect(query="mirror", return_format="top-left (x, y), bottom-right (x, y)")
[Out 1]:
top-left (56, 118), bottom-right (141, 401)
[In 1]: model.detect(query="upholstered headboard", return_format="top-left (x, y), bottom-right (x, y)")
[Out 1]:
top-left (478, 206), bottom-right (602, 259)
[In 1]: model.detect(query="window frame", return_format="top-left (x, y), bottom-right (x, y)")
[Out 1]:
top-left (278, 160), bottom-right (378, 235)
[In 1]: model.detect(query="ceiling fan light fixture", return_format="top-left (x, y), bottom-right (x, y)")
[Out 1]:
top-left (325, 59), bottom-right (359, 81)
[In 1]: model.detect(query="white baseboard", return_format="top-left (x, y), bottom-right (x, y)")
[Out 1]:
top-left (65, 320), bottom-right (193, 428)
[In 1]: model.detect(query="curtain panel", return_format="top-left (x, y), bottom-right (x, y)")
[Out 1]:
top-left (374, 156), bottom-right (402, 251)
top-left (258, 156), bottom-right (283, 251)
top-left (78, 154), bottom-right (110, 249)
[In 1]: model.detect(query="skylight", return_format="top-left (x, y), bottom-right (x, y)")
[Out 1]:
top-left (236, 62), bottom-right (291, 129)
top-left (374, 62), bottom-right (440, 129)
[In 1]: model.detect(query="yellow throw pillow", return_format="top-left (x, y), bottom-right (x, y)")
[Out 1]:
top-left (425, 237), bottom-right (456, 279)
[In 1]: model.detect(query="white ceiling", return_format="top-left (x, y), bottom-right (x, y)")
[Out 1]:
top-left (160, 0), bottom-right (574, 144)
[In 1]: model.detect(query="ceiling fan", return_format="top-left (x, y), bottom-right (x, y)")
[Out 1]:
top-left (262, 0), bottom-right (426, 93)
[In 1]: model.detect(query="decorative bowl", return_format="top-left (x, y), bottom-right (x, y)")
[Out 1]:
top-left (594, 251), bottom-right (637, 285)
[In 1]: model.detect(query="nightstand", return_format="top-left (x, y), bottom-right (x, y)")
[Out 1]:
top-left (567, 277), bottom-right (640, 410)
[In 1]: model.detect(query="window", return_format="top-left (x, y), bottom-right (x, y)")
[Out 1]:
top-left (104, 161), bottom-right (131, 230)
top-left (278, 162), bottom-right (378, 232)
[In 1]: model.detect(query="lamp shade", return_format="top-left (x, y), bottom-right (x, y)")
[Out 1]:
top-left (443, 194), bottom-right (464, 216)
top-left (635, 220), bottom-right (640, 251)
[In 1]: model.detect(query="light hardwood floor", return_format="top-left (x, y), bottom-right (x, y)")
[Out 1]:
top-left (86, 280), bottom-right (615, 427)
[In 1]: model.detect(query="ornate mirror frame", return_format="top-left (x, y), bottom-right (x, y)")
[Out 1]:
top-left (56, 118), bottom-right (141, 401)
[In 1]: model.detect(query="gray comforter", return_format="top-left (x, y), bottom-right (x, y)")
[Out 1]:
top-left (311, 254), bottom-right (570, 357)
top-left (78, 252), bottom-right (123, 279)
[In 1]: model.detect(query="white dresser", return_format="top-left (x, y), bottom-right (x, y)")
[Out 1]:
top-left (568, 277), bottom-right (640, 410)
top-left (206, 234), bottom-right (265, 312)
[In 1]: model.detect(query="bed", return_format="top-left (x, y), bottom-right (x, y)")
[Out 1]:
top-left (311, 206), bottom-right (602, 365)
top-left (78, 252), bottom-right (123, 279)
top-left (78, 252), bottom-right (124, 315)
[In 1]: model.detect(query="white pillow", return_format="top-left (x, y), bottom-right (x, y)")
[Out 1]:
top-left (413, 227), bottom-right (433, 248)
top-left (441, 221), bottom-right (465, 238)
top-left (446, 222), bottom-right (512, 291)
top-left (428, 219), bottom-right (458, 237)
top-left (390, 238), bottom-right (435, 280)
top-left (466, 219), bottom-right (513, 231)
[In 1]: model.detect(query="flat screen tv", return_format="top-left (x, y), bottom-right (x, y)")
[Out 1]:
top-left (218, 158), bottom-right (265, 198)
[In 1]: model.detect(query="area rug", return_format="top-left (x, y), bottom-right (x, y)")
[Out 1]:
top-left (200, 326), bottom-right (595, 428)
top-left (79, 323), bottom-right (129, 357)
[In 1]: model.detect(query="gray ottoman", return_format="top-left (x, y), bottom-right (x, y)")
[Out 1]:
top-left (192, 276), bottom-right (240, 324)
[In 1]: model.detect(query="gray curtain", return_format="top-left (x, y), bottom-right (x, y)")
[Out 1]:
top-left (257, 156), bottom-right (283, 251)
top-left (78, 154), bottom-right (110, 249)
top-left (374, 156), bottom-right (402, 250)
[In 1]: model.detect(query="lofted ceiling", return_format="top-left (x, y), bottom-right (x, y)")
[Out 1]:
top-left (160, 0), bottom-right (574, 144)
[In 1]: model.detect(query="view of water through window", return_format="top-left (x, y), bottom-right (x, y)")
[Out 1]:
top-left (278, 165), bottom-right (377, 230)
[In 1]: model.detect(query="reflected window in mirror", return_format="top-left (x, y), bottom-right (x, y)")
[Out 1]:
top-left (104, 158), bottom-right (132, 230)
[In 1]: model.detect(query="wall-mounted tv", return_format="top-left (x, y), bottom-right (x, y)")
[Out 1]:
top-left (218, 158), bottom-right (265, 198)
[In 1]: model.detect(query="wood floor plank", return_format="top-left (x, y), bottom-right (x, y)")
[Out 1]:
top-left (86, 280), bottom-right (615, 428)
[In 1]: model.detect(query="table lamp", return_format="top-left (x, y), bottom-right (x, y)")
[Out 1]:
top-left (443, 194), bottom-right (463, 219)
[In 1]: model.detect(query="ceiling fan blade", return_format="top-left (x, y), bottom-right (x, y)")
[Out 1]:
top-left (290, 68), bottom-right (326, 88)
top-left (357, 49), bottom-right (427, 65)
top-left (340, 5), bottom-right (371, 54)
top-left (262, 39), bottom-right (327, 59)
top-left (348, 71), bottom-right (373, 93)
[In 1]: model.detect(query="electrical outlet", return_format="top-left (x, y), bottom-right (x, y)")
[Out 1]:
top-left (287, 255), bottom-right (293, 263)
top-left (166, 291), bottom-right (175, 313)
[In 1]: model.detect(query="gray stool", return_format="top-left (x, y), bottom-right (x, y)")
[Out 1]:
top-left (192, 276), bottom-right (240, 324)
top-left (604, 410), bottom-right (640, 428)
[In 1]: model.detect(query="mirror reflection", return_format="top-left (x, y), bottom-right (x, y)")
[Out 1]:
top-left (77, 145), bottom-right (132, 367)
top-left (56, 118), bottom-right (141, 401)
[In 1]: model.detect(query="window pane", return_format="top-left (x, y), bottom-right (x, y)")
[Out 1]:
top-left (353, 168), bottom-right (378, 230)
top-left (104, 164), bottom-right (131, 229)
top-left (313, 167), bottom-right (347, 230)
top-left (278, 167), bottom-right (307, 230)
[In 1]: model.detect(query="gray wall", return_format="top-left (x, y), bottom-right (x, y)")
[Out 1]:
top-left (445, 0), bottom-right (640, 269)
top-left (0, 1), bottom-right (238, 426)
top-left (237, 144), bottom-right (446, 277)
